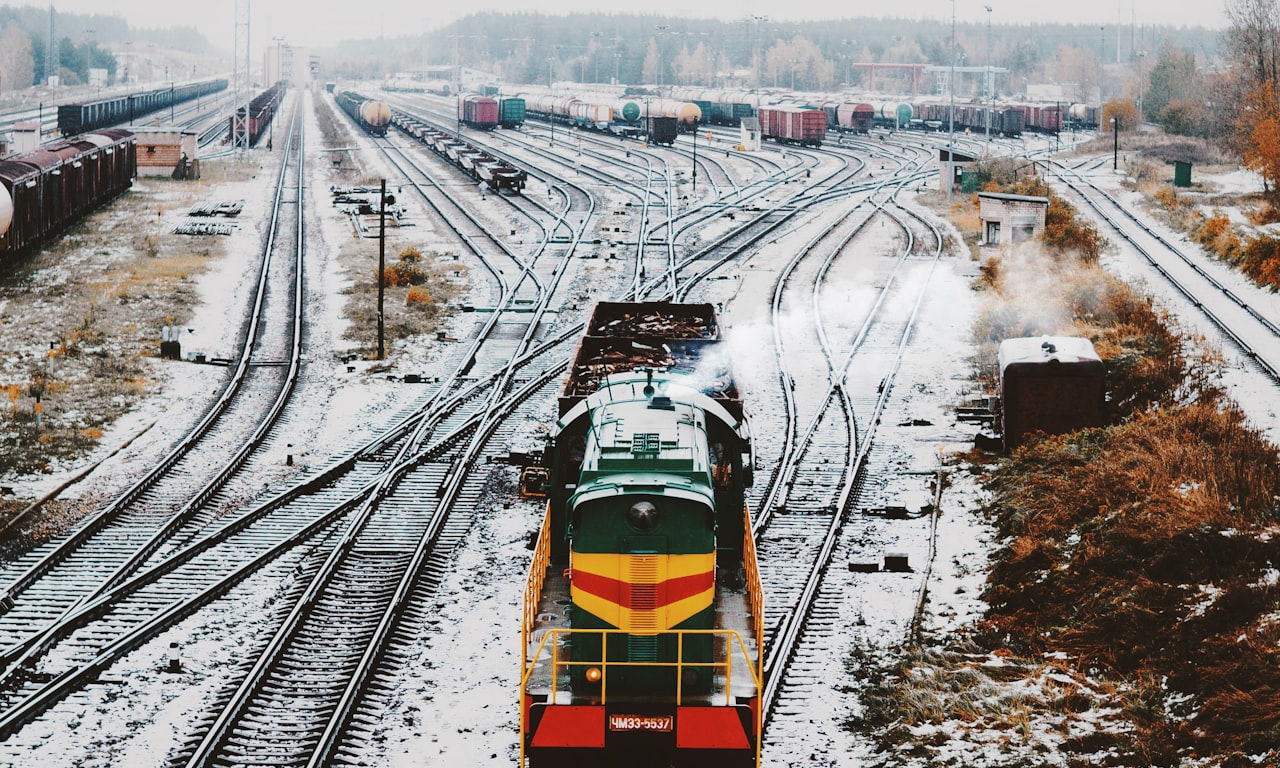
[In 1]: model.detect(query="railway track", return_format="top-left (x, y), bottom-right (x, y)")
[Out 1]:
top-left (0, 86), bottom-right (985, 766)
top-left (0, 94), bottom-right (311, 666)
top-left (743, 171), bottom-right (955, 756)
top-left (1050, 160), bottom-right (1280, 383)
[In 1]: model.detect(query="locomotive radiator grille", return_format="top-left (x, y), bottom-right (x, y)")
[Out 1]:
top-left (627, 555), bottom-right (659, 632)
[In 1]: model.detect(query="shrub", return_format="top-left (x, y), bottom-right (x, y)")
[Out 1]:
top-left (405, 285), bottom-right (432, 307)
top-left (1238, 234), bottom-right (1280, 290)
top-left (383, 261), bottom-right (425, 287)
top-left (980, 401), bottom-right (1280, 756)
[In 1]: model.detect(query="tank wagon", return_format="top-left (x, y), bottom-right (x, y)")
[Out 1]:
top-left (872, 101), bottom-right (914, 130)
top-left (757, 105), bottom-right (826, 146)
top-left (0, 128), bottom-right (136, 260)
top-left (668, 88), bottom-right (756, 125)
top-left (335, 90), bottom-right (393, 137)
top-left (521, 301), bottom-right (762, 768)
top-left (392, 112), bottom-right (527, 193)
top-left (228, 81), bottom-right (286, 146)
top-left (644, 98), bottom-right (702, 130)
top-left (460, 95), bottom-right (500, 130)
top-left (998, 336), bottom-right (1105, 450)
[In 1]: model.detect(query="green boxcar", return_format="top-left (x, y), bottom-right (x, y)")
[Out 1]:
top-left (499, 97), bottom-right (526, 128)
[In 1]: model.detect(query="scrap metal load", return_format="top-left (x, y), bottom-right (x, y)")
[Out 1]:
top-left (560, 301), bottom-right (741, 420)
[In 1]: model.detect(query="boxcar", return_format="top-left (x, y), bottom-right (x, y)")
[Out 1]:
top-left (461, 95), bottom-right (500, 130)
top-left (758, 105), bottom-right (826, 146)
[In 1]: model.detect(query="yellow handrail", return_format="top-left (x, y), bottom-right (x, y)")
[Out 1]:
top-left (742, 504), bottom-right (765, 653)
top-left (520, 501), bottom-right (553, 664)
top-left (522, 628), bottom-right (763, 706)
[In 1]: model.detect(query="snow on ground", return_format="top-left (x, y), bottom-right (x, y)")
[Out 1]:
top-left (3, 117), bottom-right (1277, 768)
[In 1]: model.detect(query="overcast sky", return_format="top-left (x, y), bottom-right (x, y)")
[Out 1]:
top-left (46, 0), bottom-right (1228, 49)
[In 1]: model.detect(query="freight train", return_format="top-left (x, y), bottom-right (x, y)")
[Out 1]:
top-left (521, 301), bottom-right (762, 768)
top-left (57, 79), bottom-right (228, 135)
top-left (504, 87), bottom-right (703, 137)
top-left (0, 128), bottom-right (137, 260)
top-left (909, 100), bottom-right (1026, 137)
top-left (391, 112), bottom-right (528, 193)
top-left (228, 81), bottom-right (286, 146)
top-left (334, 90), bottom-right (393, 137)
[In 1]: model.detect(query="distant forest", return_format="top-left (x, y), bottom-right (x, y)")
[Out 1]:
top-left (0, 4), bottom-right (209, 91)
top-left (318, 12), bottom-right (1222, 101)
top-left (0, 6), bottom-right (1224, 104)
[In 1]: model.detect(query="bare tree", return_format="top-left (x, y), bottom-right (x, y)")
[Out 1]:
top-left (1225, 0), bottom-right (1280, 89)
top-left (0, 23), bottom-right (35, 96)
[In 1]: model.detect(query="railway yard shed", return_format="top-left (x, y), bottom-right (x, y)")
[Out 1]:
top-left (977, 190), bottom-right (1050, 248)
top-left (131, 126), bottom-right (200, 179)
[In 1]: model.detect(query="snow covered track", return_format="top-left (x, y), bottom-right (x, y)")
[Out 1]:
top-left (0, 95), bottom-right (311, 683)
top-left (1053, 160), bottom-right (1280, 383)
top-left (753, 187), bottom-right (950, 755)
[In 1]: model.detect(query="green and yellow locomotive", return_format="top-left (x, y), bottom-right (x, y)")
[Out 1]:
top-left (521, 302), bottom-right (763, 768)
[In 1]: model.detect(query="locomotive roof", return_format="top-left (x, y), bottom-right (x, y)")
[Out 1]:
top-left (555, 372), bottom-right (748, 445)
top-left (998, 336), bottom-right (1103, 369)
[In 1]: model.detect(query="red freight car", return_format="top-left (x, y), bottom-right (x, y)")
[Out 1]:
top-left (0, 129), bottom-right (136, 260)
top-left (758, 105), bottom-right (826, 146)
top-left (460, 95), bottom-right (500, 130)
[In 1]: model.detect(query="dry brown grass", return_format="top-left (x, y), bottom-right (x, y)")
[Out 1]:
top-left (0, 176), bottom-right (219, 480)
top-left (861, 165), bottom-right (1280, 766)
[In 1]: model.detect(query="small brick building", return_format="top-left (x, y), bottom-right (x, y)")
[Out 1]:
top-left (131, 126), bottom-right (200, 179)
top-left (978, 191), bottom-right (1050, 247)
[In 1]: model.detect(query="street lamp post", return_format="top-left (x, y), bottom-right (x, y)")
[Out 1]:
top-left (692, 129), bottom-right (697, 194)
top-left (1112, 116), bottom-right (1119, 170)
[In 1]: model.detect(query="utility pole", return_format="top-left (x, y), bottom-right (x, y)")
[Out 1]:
top-left (946, 0), bottom-right (956, 201)
top-left (377, 179), bottom-right (387, 360)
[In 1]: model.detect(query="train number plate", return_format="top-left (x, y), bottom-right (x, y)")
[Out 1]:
top-left (609, 714), bottom-right (673, 733)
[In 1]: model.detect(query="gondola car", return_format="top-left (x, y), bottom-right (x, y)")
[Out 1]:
top-left (521, 301), bottom-right (763, 768)
top-left (57, 79), bottom-right (227, 135)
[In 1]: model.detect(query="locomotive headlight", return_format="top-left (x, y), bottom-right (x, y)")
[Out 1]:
top-left (627, 501), bottom-right (659, 531)
top-left (585, 666), bottom-right (602, 683)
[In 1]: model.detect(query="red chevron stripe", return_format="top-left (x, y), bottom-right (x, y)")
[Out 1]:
top-left (572, 569), bottom-right (713, 610)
